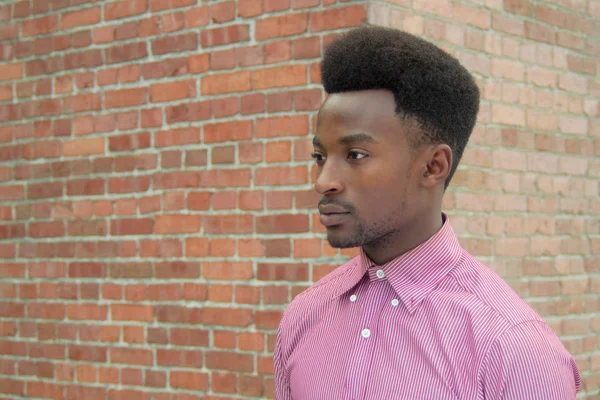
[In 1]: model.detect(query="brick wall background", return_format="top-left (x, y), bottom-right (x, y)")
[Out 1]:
top-left (0, 0), bottom-right (597, 398)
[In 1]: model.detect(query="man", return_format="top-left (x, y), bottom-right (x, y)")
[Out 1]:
top-left (273, 25), bottom-right (580, 399)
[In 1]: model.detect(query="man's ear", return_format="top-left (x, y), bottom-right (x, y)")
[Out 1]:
top-left (420, 144), bottom-right (452, 188)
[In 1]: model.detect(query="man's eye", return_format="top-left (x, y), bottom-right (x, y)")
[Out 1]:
top-left (348, 151), bottom-right (367, 160)
top-left (311, 152), bottom-right (325, 164)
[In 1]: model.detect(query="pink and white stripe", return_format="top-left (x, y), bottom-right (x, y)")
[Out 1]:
top-left (274, 214), bottom-right (580, 399)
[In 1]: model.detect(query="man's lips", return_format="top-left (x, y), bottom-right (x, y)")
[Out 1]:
top-left (318, 204), bottom-right (351, 214)
top-left (319, 211), bottom-right (351, 227)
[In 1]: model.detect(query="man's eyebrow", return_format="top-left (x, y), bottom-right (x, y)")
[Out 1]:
top-left (338, 133), bottom-right (377, 145)
top-left (313, 133), bottom-right (378, 147)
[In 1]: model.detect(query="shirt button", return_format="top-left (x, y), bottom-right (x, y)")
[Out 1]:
top-left (376, 269), bottom-right (385, 279)
top-left (391, 299), bottom-right (399, 307)
top-left (350, 294), bottom-right (357, 302)
top-left (361, 328), bottom-right (371, 338)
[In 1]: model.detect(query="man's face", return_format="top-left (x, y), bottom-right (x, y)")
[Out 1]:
top-left (313, 89), bottom-right (423, 249)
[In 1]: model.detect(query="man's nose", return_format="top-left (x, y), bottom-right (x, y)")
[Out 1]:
top-left (314, 160), bottom-right (344, 195)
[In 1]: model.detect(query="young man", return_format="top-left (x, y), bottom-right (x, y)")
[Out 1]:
top-left (274, 26), bottom-right (580, 399)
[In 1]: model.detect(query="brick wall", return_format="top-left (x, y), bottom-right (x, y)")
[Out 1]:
top-left (0, 0), bottom-right (597, 398)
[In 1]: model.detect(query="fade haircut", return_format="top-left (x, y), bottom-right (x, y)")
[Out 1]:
top-left (320, 25), bottom-right (480, 189)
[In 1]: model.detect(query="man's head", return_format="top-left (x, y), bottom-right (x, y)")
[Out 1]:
top-left (314, 25), bottom-right (479, 251)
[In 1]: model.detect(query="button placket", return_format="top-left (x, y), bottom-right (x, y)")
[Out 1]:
top-left (345, 281), bottom-right (384, 400)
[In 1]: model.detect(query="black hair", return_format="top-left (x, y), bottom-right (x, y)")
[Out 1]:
top-left (321, 25), bottom-right (480, 190)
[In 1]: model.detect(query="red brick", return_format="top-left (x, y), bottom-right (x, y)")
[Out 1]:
top-left (211, 49), bottom-right (236, 70)
top-left (453, 4), bottom-right (489, 29)
top-left (0, 303), bottom-right (24, 318)
top-left (150, 79), bottom-right (195, 102)
top-left (67, 304), bottom-right (107, 320)
top-left (112, 304), bottom-right (153, 322)
top-left (256, 13), bottom-right (308, 40)
top-left (104, 0), bottom-right (147, 20)
top-left (256, 115), bottom-right (308, 138)
top-left (157, 349), bottom-right (203, 368)
top-left (213, 97), bottom-right (239, 117)
top-left (105, 88), bottom-right (147, 109)
top-left (110, 347), bottom-right (152, 365)
top-left (150, 0), bottom-right (194, 11)
top-left (256, 166), bottom-right (307, 186)
top-left (241, 93), bottom-right (265, 115)
top-left (211, 1), bottom-right (235, 22)
top-left (294, 0), bottom-right (320, 8)
top-left (203, 261), bottom-right (253, 280)
top-left (253, 65), bottom-right (306, 89)
top-left (0, 63), bottom-right (23, 81)
top-left (105, 42), bottom-right (147, 64)
top-left (109, 132), bottom-right (150, 151)
top-left (0, 84), bottom-right (12, 101)
top-left (238, 0), bottom-right (262, 17)
top-left (310, 4), bottom-right (366, 32)
top-left (61, 7), bottom-right (101, 29)
top-left (189, 53), bottom-right (210, 73)
top-left (161, 11), bottom-right (185, 32)
top-left (206, 351), bottom-right (254, 372)
top-left (23, 141), bottom-right (61, 160)
top-left (237, 45), bottom-right (265, 67)
top-left (155, 215), bottom-right (201, 234)
top-left (144, 370), bottom-right (166, 387)
top-left (202, 71), bottom-right (251, 95)
top-left (557, 31), bottom-right (584, 51)
top-left (185, 6), bottom-right (209, 27)
top-left (200, 24), bottom-right (250, 47)
top-left (237, 190), bottom-right (262, 211)
top-left (27, 381), bottom-right (61, 398)
top-left (204, 214), bottom-right (253, 234)
top-left (262, 285), bottom-right (289, 304)
top-left (293, 36), bottom-right (320, 59)
top-left (27, 303), bottom-right (65, 320)
top-left (151, 33), bottom-right (197, 55)
top-left (267, 91), bottom-right (291, 112)
top-left (265, 40), bottom-right (292, 63)
top-left (255, 310), bottom-right (282, 329)
top-left (62, 137), bottom-right (105, 157)
top-left (266, 141), bottom-right (291, 163)
top-left (108, 176), bottom-right (150, 194)
top-left (208, 283), bottom-right (233, 303)
top-left (110, 218), bottom-right (153, 236)
top-left (212, 146), bottom-right (236, 164)
top-left (525, 21), bottom-right (555, 44)
top-left (212, 371), bottom-right (237, 393)
top-left (265, 0), bottom-right (290, 12)
top-left (239, 374), bottom-right (263, 397)
top-left (503, 0), bottom-right (533, 16)
top-left (63, 93), bottom-right (102, 113)
top-left (155, 127), bottom-right (200, 148)
top-left (93, 26), bottom-right (114, 44)
top-left (256, 214), bottom-right (309, 233)
top-left (23, 15), bottom-right (58, 36)
top-left (204, 120), bottom-right (252, 143)
top-left (170, 371), bottom-right (208, 391)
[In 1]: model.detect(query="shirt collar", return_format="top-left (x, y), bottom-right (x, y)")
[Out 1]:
top-left (333, 213), bottom-right (463, 314)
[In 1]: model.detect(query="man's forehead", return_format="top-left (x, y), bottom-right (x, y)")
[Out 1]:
top-left (312, 132), bottom-right (379, 148)
top-left (319, 90), bottom-right (396, 115)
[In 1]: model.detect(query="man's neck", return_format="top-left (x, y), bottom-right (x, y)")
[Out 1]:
top-left (361, 211), bottom-right (444, 266)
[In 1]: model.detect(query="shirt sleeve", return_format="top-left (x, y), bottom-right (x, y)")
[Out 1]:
top-left (274, 314), bottom-right (293, 400)
top-left (477, 320), bottom-right (581, 399)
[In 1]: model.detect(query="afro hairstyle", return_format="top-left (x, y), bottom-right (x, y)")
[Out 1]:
top-left (320, 25), bottom-right (480, 190)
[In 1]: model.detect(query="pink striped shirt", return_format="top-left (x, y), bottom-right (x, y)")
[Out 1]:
top-left (274, 214), bottom-right (580, 399)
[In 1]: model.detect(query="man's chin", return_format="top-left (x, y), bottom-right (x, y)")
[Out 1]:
top-left (326, 232), bottom-right (361, 249)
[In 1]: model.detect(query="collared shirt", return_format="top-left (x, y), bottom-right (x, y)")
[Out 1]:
top-left (274, 214), bottom-right (580, 399)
